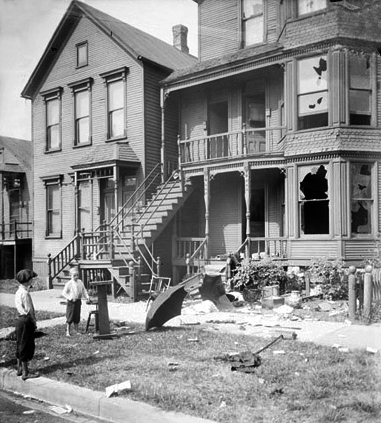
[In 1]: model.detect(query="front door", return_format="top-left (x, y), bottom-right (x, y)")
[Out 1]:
top-left (9, 189), bottom-right (20, 237)
top-left (103, 191), bottom-right (115, 223)
top-left (245, 92), bottom-right (266, 153)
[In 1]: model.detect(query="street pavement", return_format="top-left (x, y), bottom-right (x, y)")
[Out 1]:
top-left (1, 288), bottom-right (380, 422)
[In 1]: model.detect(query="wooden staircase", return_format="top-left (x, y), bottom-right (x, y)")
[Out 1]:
top-left (49, 171), bottom-right (194, 301)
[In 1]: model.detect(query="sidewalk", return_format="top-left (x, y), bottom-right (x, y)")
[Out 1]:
top-left (1, 288), bottom-right (380, 423)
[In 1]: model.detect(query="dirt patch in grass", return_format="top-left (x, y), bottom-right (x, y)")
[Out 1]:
top-left (1, 319), bottom-right (380, 423)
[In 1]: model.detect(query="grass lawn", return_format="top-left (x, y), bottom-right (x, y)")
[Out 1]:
top-left (1, 311), bottom-right (380, 423)
top-left (0, 306), bottom-right (64, 329)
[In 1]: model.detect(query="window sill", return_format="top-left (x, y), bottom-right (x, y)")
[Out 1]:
top-left (73, 142), bottom-right (92, 149)
top-left (76, 64), bottom-right (88, 69)
top-left (45, 148), bottom-right (62, 154)
top-left (45, 235), bottom-right (62, 240)
top-left (105, 135), bottom-right (127, 143)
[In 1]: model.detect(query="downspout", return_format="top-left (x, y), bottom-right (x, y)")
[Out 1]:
top-left (160, 87), bottom-right (165, 184)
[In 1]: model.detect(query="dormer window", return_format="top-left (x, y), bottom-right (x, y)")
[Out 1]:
top-left (298, 0), bottom-right (327, 16)
top-left (76, 42), bottom-right (88, 68)
top-left (242, 0), bottom-right (264, 46)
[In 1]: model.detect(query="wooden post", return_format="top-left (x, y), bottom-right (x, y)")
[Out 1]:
top-left (157, 256), bottom-right (161, 277)
top-left (348, 265), bottom-right (356, 322)
top-left (203, 169), bottom-right (210, 258)
top-left (305, 271), bottom-right (310, 297)
top-left (129, 260), bottom-right (137, 302)
top-left (363, 265), bottom-right (373, 320)
top-left (47, 253), bottom-right (53, 289)
top-left (243, 165), bottom-right (251, 258)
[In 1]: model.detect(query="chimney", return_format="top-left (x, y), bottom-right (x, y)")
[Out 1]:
top-left (172, 24), bottom-right (189, 54)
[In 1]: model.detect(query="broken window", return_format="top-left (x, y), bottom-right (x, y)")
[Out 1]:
top-left (297, 55), bottom-right (328, 130)
top-left (299, 165), bottom-right (329, 235)
top-left (298, 0), bottom-right (327, 15)
top-left (349, 54), bottom-right (371, 126)
top-left (351, 163), bottom-right (372, 235)
top-left (242, 0), bottom-right (264, 46)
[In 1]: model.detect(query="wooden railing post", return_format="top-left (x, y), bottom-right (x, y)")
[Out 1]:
top-left (348, 265), bottom-right (357, 322)
top-left (186, 253), bottom-right (191, 275)
top-left (109, 226), bottom-right (115, 260)
top-left (157, 256), bottom-right (161, 277)
top-left (47, 253), bottom-right (53, 289)
top-left (242, 122), bottom-right (247, 156)
top-left (364, 265), bottom-right (373, 320)
top-left (13, 221), bottom-right (18, 239)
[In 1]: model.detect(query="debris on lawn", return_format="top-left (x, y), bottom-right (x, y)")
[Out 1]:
top-left (214, 335), bottom-right (285, 373)
top-left (366, 347), bottom-right (378, 354)
top-left (23, 410), bottom-right (36, 415)
top-left (105, 380), bottom-right (132, 398)
top-left (187, 337), bottom-right (199, 342)
top-left (49, 405), bottom-right (72, 414)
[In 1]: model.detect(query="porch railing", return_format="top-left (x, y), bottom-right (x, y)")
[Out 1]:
top-left (237, 237), bottom-right (288, 260)
top-left (178, 126), bottom-right (285, 165)
top-left (0, 221), bottom-right (32, 240)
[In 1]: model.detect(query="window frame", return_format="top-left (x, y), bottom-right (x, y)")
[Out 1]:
top-left (349, 162), bottom-right (374, 237)
top-left (347, 52), bottom-right (375, 127)
top-left (241, 0), bottom-right (265, 48)
top-left (41, 87), bottom-right (63, 153)
top-left (297, 163), bottom-right (330, 237)
top-left (100, 67), bottom-right (128, 141)
top-left (296, 54), bottom-right (329, 131)
top-left (42, 175), bottom-right (63, 239)
top-left (76, 42), bottom-right (88, 68)
top-left (68, 78), bottom-right (93, 147)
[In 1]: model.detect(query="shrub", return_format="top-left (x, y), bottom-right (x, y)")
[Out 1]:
top-left (307, 257), bottom-right (347, 300)
top-left (232, 257), bottom-right (287, 291)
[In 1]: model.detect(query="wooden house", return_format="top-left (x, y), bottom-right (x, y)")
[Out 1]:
top-left (21, 0), bottom-right (196, 295)
top-left (161, 0), bottom-right (381, 280)
top-left (0, 136), bottom-right (32, 278)
top-left (21, 0), bottom-right (381, 297)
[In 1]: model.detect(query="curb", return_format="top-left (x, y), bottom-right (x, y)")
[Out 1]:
top-left (0, 368), bottom-right (216, 423)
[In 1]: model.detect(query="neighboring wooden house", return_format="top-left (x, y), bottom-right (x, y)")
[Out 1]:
top-left (0, 136), bottom-right (32, 278)
top-left (21, 0), bottom-right (196, 294)
top-left (161, 0), bottom-right (381, 280)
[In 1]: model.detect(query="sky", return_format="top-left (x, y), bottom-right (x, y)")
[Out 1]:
top-left (0, 0), bottom-right (198, 140)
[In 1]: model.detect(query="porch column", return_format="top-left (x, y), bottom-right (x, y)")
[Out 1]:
top-left (74, 172), bottom-right (81, 258)
top-left (113, 165), bottom-right (119, 219)
top-left (243, 165), bottom-right (251, 257)
top-left (160, 88), bottom-right (166, 183)
top-left (203, 168), bottom-right (210, 257)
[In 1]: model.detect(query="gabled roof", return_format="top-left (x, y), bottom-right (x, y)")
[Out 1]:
top-left (0, 136), bottom-right (32, 172)
top-left (22, 0), bottom-right (197, 99)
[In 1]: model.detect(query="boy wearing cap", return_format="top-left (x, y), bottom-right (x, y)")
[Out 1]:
top-left (14, 269), bottom-right (40, 380)
top-left (62, 267), bottom-right (89, 336)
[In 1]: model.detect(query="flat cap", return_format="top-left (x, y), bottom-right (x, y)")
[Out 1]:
top-left (16, 269), bottom-right (38, 284)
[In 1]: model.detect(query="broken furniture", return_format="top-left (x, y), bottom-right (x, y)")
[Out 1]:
top-left (85, 300), bottom-right (99, 334)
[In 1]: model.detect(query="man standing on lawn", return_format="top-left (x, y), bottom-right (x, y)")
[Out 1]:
top-left (14, 269), bottom-right (40, 380)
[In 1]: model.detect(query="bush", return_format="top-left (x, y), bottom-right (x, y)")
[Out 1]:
top-left (231, 257), bottom-right (287, 291)
top-left (306, 257), bottom-right (347, 300)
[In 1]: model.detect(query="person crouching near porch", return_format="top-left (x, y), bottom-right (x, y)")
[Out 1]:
top-left (15, 269), bottom-right (40, 380)
top-left (62, 267), bottom-right (89, 337)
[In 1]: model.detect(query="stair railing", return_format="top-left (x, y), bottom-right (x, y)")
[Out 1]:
top-left (47, 234), bottom-right (80, 289)
top-left (185, 237), bottom-right (208, 275)
top-left (133, 170), bottom-right (181, 240)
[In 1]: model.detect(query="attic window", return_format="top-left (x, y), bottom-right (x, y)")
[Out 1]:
top-left (77, 42), bottom-right (88, 68)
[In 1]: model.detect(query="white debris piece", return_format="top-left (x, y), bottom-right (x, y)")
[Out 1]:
top-left (49, 405), bottom-right (70, 414)
top-left (366, 347), bottom-right (378, 354)
top-left (273, 305), bottom-right (294, 315)
top-left (105, 380), bottom-right (132, 398)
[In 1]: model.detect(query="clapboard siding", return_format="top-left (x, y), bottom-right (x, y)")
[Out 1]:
top-left (164, 91), bottom-right (181, 175)
top-left (209, 173), bottom-right (242, 256)
top-left (290, 240), bottom-right (339, 260)
top-left (378, 162), bottom-right (381, 234)
top-left (180, 89), bottom-right (207, 139)
top-left (344, 240), bottom-right (378, 262)
top-left (266, 170), bottom-right (283, 238)
top-left (32, 15), bottom-right (146, 263)
top-left (199, 0), bottom-right (238, 61)
top-left (144, 65), bottom-right (168, 180)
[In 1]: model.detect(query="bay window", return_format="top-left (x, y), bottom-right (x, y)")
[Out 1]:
top-left (298, 0), bottom-right (326, 16)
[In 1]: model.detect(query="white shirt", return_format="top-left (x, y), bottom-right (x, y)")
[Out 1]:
top-left (15, 284), bottom-right (36, 323)
top-left (62, 279), bottom-right (89, 302)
